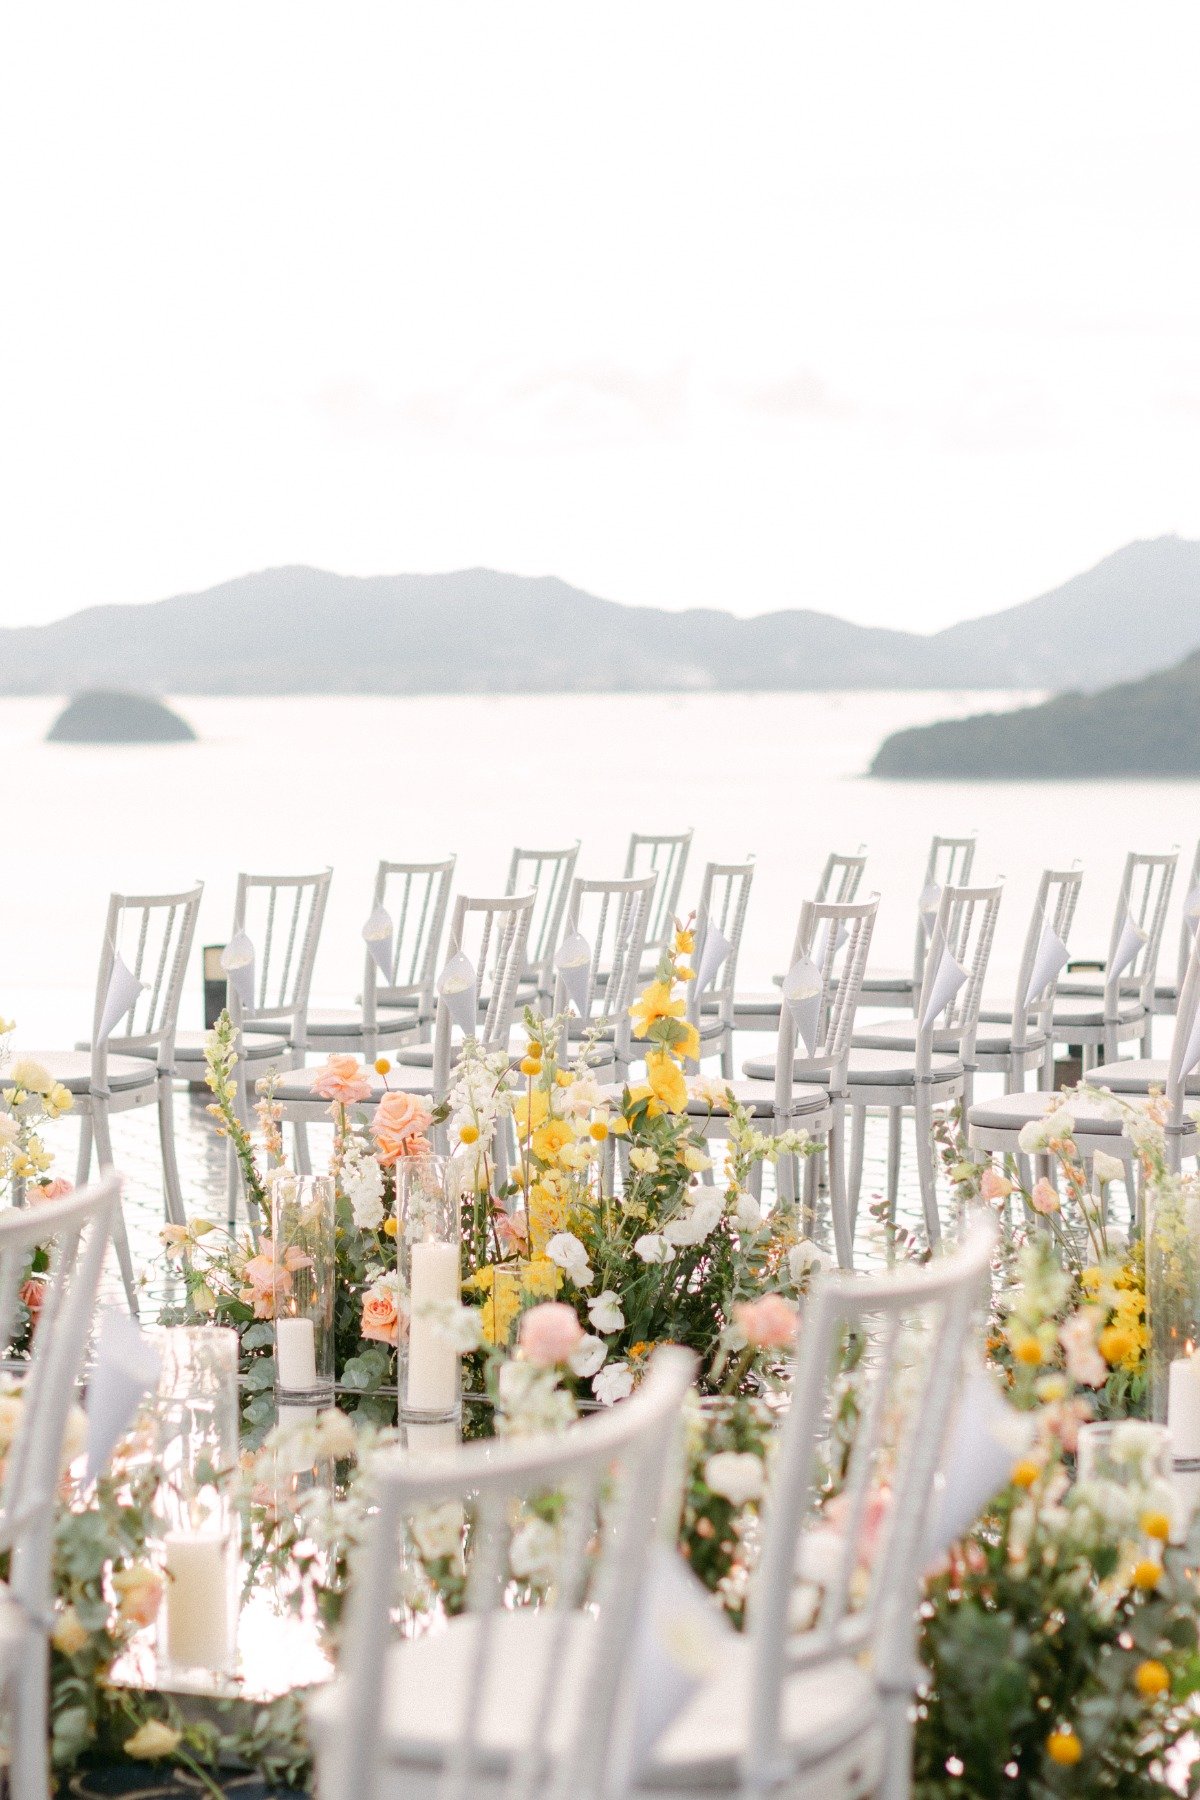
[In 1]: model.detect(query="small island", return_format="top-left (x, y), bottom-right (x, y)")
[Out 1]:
top-left (870, 648), bottom-right (1200, 779)
top-left (46, 690), bottom-right (196, 744)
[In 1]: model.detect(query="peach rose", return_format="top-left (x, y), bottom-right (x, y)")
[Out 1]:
top-left (519, 1302), bottom-right (584, 1367)
top-left (311, 1055), bottom-right (373, 1106)
top-left (980, 1168), bottom-right (1012, 1202)
top-left (372, 1091), bottom-right (434, 1165)
top-left (361, 1275), bottom-right (403, 1346)
top-left (112, 1564), bottom-right (165, 1629)
top-left (28, 1178), bottom-right (73, 1206)
top-left (19, 1277), bottom-right (44, 1332)
top-left (734, 1293), bottom-right (799, 1350)
top-left (1030, 1177), bottom-right (1060, 1215)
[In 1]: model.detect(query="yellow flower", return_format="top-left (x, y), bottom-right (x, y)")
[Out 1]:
top-left (673, 1021), bottom-right (701, 1063)
top-left (519, 1057), bottom-right (541, 1077)
top-left (629, 980), bottom-right (685, 1038)
top-left (467, 1265), bottom-right (524, 1345)
top-left (645, 1052), bottom-right (688, 1115)
top-left (1134, 1659), bottom-right (1170, 1699)
top-left (1080, 1266), bottom-right (1103, 1294)
top-left (1099, 1325), bottom-right (1135, 1366)
top-left (1045, 1727), bottom-right (1082, 1767)
top-left (1132, 1559), bottom-right (1161, 1591)
top-left (521, 1257), bottom-right (562, 1300)
top-left (609, 1116), bottom-right (631, 1137)
top-left (51, 1606), bottom-right (90, 1656)
top-left (528, 1184), bottom-right (568, 1256)
top-left (459, 1122), bottom-right (480, 1145)
top-left (383, 1216), bottom-right (398, 1238)
top-left (674, 929), bottom-right (695, 955)
top-left (1141, 1510), bottom-right (1172, 1542)
top-left (512, 1089), bottom-right (550, 1140)
top-left (1012, 1335), bottom-right (1044, 1367)
top-left (374, 1057), bottom-right (391, 1075)
top-left (589, 1119), bottom-right (609, 1142)
top-left (123, 1721), bottom-right (183, 1760)
top-left (531, 1119), bottom-right (574, 1166)
top-left (1011, 1459), bottom-right (1041, 1489)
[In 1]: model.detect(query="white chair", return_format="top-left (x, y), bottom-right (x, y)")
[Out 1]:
top-left (638, 1218), bottom-right (996, 1800)
top-left (554, 873), bottom-right (656, 1081)
top-left (308, 1345), bottom-right (697, 1800)
top-left (861, 868), bottom-right (1082, 1095)
top-left (627, 830), bottom-right (693, 975)
top-left (305, 858), bottom-right (455, 1060)
top-left (276, 890), bottom-right (536, 1156)
top-left (858, 834), bottom-right (976, 1014)
top-left (0, 1177), bottom-right (121, 1800)
top-left (42, 886), bottom-right (202, 1307)
top-left (969, 927), bottom-right (1200, 1207)
top-left (1155, 838), bottom-right (1200, 1017)
top-left (706, 895), bottom-right (879, 1269)
top-left (846, 882), bottom-right (1002, 1249)
top-left (505, 843), bottom-right (580, 1001)
top-left (1050, 850), bottom-right (1177, 1065)
top-left (733, 849), bottom-right (867, 1037)
top-left (689, 858), bottom-right (756, 1078)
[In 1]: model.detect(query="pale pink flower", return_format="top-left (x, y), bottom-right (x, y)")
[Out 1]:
top-left (241, 1239), bottom-right (287, 1320)
top-left (1030, 1178), bottom-right (1060, 1215)
top-left (372, 1091), bottom-right (434, 1165)
top-left (310, 1055), bottom-right (373, 1106)
top-left (734, 1293), bottom-right (799, 1350)
top-left (494, 1211), bottom-right (529, 1256)
top-left (28, 1178), bottom-right (73, 1206)
top-left (1060, 1310), bottom-right (1107, 1388)
top-left (980, 1168), bottom-right (1012, 1202)
top-left (519, 1302), bottom-right (585, 1367)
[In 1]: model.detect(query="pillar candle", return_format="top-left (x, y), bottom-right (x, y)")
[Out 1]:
top-left (164, 1529), bottom-right (234, 1671)
top-left (1167, 1348), bottom-right (1200, 1542)
top-left (405, 1240), bottom-right (460, 1415)
top-left (276, 1316), bottom-right (318, 1391)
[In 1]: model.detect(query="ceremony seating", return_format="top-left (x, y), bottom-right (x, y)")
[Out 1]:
top-left (689, 857), bottom-right (756, 1077)
top-left (505, 841), bottom-right (580, 1001)
top-left (0, 1177), bottom-right (121, 1800)
top-left (40, 885), bottom-right (202, 1307)
top-left (1050, 850), bottom-right (1176, 1065)
top-left (857, 833), bottom-right (976, 1013)
top-left (552, 871), bottom-right (656, 1081)
top-left (731, 848), bottom-right (867, 1036)
top-left (627, 829), bottom-right (693, 974)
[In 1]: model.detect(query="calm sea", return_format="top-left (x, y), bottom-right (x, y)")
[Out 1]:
top-left (4, 688), bottom-right (1197, 1048)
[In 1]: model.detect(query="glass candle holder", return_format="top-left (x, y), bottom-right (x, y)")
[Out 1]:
top-left (154, 1326), bottom-right (240, 1677)
top-left (271, 1172), bottom-right (336, 1398)
top-left (395, 1155), bottom-right (460, 1422)
top-left (1146, 1173), bottom-right (1200, 1424)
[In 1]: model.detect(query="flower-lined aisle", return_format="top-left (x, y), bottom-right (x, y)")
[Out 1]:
top-left (6, 954), bottom-right (1200, 1795)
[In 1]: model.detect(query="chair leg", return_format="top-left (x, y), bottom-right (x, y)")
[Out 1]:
top-left (157, 1074), bottom-right (187, 1227)
top-left (91, 1101), bottom-right (139, 1315)
top-left (849, 1105), bottom-right (866, 1232)
top-left (886, 1108), bottom-right (902, 1226)
top-left (913, 1087), bottom-right (941, 1248)
top-left (293, 1120), bottom-right (313, 1176)
top-left (827, 1104), bottom-right (854, 1271)
top-left (75, 1113), bottom-right (94, 1188)
top-left (720, 1032), bottom-right (733, 1081)
top-left (10, 1633), bottom-right (50, 1800)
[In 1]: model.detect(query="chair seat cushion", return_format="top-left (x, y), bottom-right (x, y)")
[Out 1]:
top-left (847, 1049), bottom-right (963, 1087)
top-left (1077, 1059), bottom-right (1200, 1096)
top-left (851, 1018), bottom-right (1046, 1060)
top-left (17, 1051), bottom-right (158, 1095)
top-left (306, 1005), bottom-right (423, 1038)
top-left (687, 1079), bottom-right (829, 1120)
top-left (968, 1090), bottom-right (1127, 1135)
top-left (172, 1027), bottom-right (291, 1063)
top-left (1049, 996), bottom-right (1145, 1029)
top-left (741, 1058), bottom-right (833, 1086)
top-left (274, 1067), bottom-right (436, 1105)
top-left (392, 1043), bottom-right (436, 1069)
top-left (859, 966), bottom-right (914, 994)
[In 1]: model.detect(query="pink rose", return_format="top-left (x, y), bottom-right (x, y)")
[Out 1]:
top-left (311, 1055), bottom-right (373, 1106)
top-left (1030, 1178), bottom-right (1060, 1215)
top-left (734, 1293), bottom-right (799, 1350)
top-left (519, 1302), bottom-right (584, 1367)
top-left (361, 1279), bottom-right (402, 1346)
top-left (28, 1178), bottom-right (73, 1206)
top-left (372, 1091), bottom-right (434, 1165)
top-left (240, 1239), bottom-right (288, 1320)
top-left (980, 1168), bottom-right (1012, 1202)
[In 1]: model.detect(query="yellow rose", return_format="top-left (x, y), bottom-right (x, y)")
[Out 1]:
top-left (645, 1052), bottom-right (688, 1115)
top-left (123, 1720), bottom-right (183, 1760)
top-left (673, 1021), bottom-right (701, 1063)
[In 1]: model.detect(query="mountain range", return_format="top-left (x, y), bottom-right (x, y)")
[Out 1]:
top-left (3, 534), bottom-right (1199, 696)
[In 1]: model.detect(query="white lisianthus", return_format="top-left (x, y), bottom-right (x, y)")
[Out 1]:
top-left (629, 1147), bottom-right (660, 1175)
top-left (703, 1450), bottom-right (765, 1506)
top-left (1092, 1150), bottom-right (1125, 1186)
top-left (634, 1232), bottom-right (675, 1264)
top-left (569, 1333), bottom-right (608, 1378)
top-left (545, 1231), bottom-right (594, 1289)
top-left (735, 1192), bottom-right (763, 1231)
top-left (510, 1517), bottom-right (558, 1581)
top-left (663, 1191), bottom-right (723, 1247)
top-left (593, 1361), bottom-right (634, 1406)
top-left (588, 1290), bottom-right (625, 1333)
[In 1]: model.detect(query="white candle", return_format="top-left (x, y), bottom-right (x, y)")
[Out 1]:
top-left (405, 1239), bottom-right (460, 1416)
top-left (164, 1529), bottom-right (234, 1671)
top-left (405, 1419), bottom-right (460, 1453)
top-left (276, 1316), bottom-right (318, 1391)
top-left (1167, 1347), bottom-right (1200, 1541)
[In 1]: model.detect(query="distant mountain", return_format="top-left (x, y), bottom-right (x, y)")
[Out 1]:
top-left (1, 535), bottom-right (1198, 695)
top-left (870, 648), bottom-right (1200, 779)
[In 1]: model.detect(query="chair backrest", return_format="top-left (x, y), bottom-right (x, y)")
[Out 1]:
top-left (1175, 840), bottom-right (1200, 1002)
top-left (432, 891), bottom-right (535, 1100)
top-left (362, 857), bottom-right (456, 1033)
top-left (911, 834), bottom-right (977, 987)
top-left (1008, 867), bottom-right (1083, 1053)
top-left (624, 830), bottom-right (693, 959)
top-left (230, 869), bottom-right (333, 1046)
top-left (772, 897), bottom-right (878, 1104)
top-left (913, 881), bottom-right (1003, 1074)
top-left (814, 849), bottom-right (867, 905)
top-left (0, 1178), bottom-right (121, 1622)
top-left (1164, 929), bottom-right (1200, 1172)
top-left (1102, 850), bottom-right (1178, 1013)
top-left (553, 874), bottom-right (656, 1064)
top-left (743, 1219), bottom-right (994, 1792)
top-left (685, 859), bottom-right (756, 1030)
top-left (505, 843), bottom-right (581, 996)
top-left (320, 1345), bottom-right (697, 1800)
top-left (89, 886), bottom-right (203, 1084)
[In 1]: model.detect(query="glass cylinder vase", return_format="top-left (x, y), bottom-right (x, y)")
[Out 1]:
top-left (271, 1172), bottom-right (336, 1399)
top-left (154, 1325), bottom-right (240, 1677)
top-left (1145, 1173), bottom-right (1200, 1424)
top-left (395, 1155), bottom-right (460, 1422)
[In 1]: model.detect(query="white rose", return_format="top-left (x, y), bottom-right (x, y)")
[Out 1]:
top-left (569, 1333), bottom-right (608, 1378)
top-left (593, 1361), bottom-right (634, 1406)
top-left (1017, 1119), bottom-right (1048, 1154)
top-left (411, 1500), bottom-right (464, 1562)
top-left (664, 1192), bottom-right (723, 1246)
top-left (587, 1290), bottom-right (625, 1333)
top-left (634, 1233), bottom-right (674, 1264)
top-left (703, 1450), bottom-right (765, 1506)
top-left (545, 1231), bottom-right (594, 1290)
top-left (427, 1301), bottom-right (485, 1353)
top-left (735, 1193), bottom-right (762, 1231)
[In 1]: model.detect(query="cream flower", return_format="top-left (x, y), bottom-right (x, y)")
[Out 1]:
top-left (703, 1450), bottom-right (765, 1505)
top-left (545, 1231), bottom-right (594, 1290)
top-left (593, 1361), bottom-right (634, 1406)
top-left (587, 1290), bottom-right (625, 1333)
top-left (569, 1333), bottom-right (609, 1378)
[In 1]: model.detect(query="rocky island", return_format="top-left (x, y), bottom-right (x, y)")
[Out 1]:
top-left (46, 690), bottom-right (196, 744)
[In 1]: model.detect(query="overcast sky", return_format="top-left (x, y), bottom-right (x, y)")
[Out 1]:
top-left (3, 2), bottom-right (1199, 632)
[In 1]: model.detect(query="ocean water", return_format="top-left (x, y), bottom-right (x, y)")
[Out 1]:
top-left (2, 686), bottom-right (1198, 1047)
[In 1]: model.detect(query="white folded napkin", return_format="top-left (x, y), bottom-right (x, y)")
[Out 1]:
top-left (1024, 915), bottom-right (1070, 1010)
top-left (1184, 885), bottom-right (1200, 939)
top-left (1111, 908), bottom-right (1148, 980)
top-left (97, 952), bottom-right (147, 1045)
top-left (920, 945), bottom-right (968, 1030)
top-left (925, 1363), bottom-right (1034, 1564)
top-left (783, 955), bottom-right (823, 1056)
top-left (1176, 1003), bottom-right (1200, 1083)
top-left (918, 880), bottom-right (942, 936)
top-left (553, 931), bottom-right (592, 1016)
top-left (694, 921), bottom-right (732, 992)
top-left (628, 1543), bottom-right (732, 1774)
top-left (437, 951), bottom-right (478, 1036)
top-left (85, 1308), bottom-right (162, 1480)
top-left (362, 904), bottom-right (394, 979)
top-left (817, 916), bottom-right (849, 966)
top-left (220, 931), bottom-right (257, 1009)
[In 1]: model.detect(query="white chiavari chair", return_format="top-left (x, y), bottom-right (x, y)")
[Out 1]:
top-left (554, 873), bottom-right (656, 1082)
top-left (627, 830), bottom-right (693, 976)
top-left (683, 858), bottom-right (756, 1079)
top-left (1050, 850), bottom-right (1176, 1065)
top-left (736, 850), bottom-right (867, 1038)
top-left (505, 843), bottom-right (581, 1002)
top-left (858, 834), bottom-right (976, 1015)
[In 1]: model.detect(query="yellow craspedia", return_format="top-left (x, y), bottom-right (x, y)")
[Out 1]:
top-left (1011, 1459), bottom-right (1041, 1490)
top-left (1013, 1335), bottom-right (1044, 1367)
top-left (459, 1123), bottom-right (480, 1146)
top-left (1046, 1727), bottom-right (1082, 1767)
top-left (1098, 1325), bottom-right (1135, 1366)
top-left (1134, 1659), bottom-right (1170, 1699)
top-left (374, 1057), bottom-right (391, 1075)
top-left (519, 1056), bottom-right (541, 1077)
top-left (383, 1216), bottom-right (398, 1238)
top-left (1141, 1510), bottom-right (1172, 1542)
top-left (1132, 1559), bottom-right (1162, 1591)
top-left (589, 1119), bottom-right (609, 1141)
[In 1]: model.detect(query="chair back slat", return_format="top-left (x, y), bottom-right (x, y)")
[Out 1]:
top-left (1009, 867), bottom-right (1083, 1050)
top-left (506, 844), bottom-right (581, 996)
top-left (624, 830), bottom-right (693, 958)
top-left (771, 897), bottom-right (879, 1109)
top-left (363, 858), bottom-right (455, 1032)
top-left (1103, 850), bottom-right (1177, 1011)
top-left (686, 859), bottom-right (756, 1030)
top-left (431, 893), bottom-right (536, 1112)
top-left (553, 874), bottom-right (656, 1064)
top-left (910, 833), bottom-right (977, 988)
top-left (89, 886), bottom-right (203, 1080)
top-left (1174, 840), bottom-right (1200, 1000)
top-left (814, 849), bottom-right (867, 905)
top-left (914, 881), bottom-right (1003, 1074)
top-left (230, 870), bottom-right (332, 1047)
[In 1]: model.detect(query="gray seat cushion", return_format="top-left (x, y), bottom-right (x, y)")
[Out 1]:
top-left (967, 1090), bottom-right (1124, 1135)
top-left (847, 1048), bottom-right (963, 1087)
top-left (1081, 1058), bottom-right (1200, 1095)
top-left (172, 1027), bottom-right (291, 1063)
top-left (859, 966), bottom-right (914, 994)
top-left (852, 1017), bottom-right (1046, 1059)
top-left (741, 1057), bottom-right (833, 1085)
top-left (1049, 995), bottom-right (1145, 1030)
top-left (275, 1066), bottom-right (436, 1105)
top-left (687, 1078), bottom-right (829, 1120)
top-left (18, 1050), bottom-right (157, 1095)
top-left (306, 1004), bottom-right (423, 1037)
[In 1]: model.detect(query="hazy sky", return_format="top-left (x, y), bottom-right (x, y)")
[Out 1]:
top-left (3, 2), bottom-right (1199, 632)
